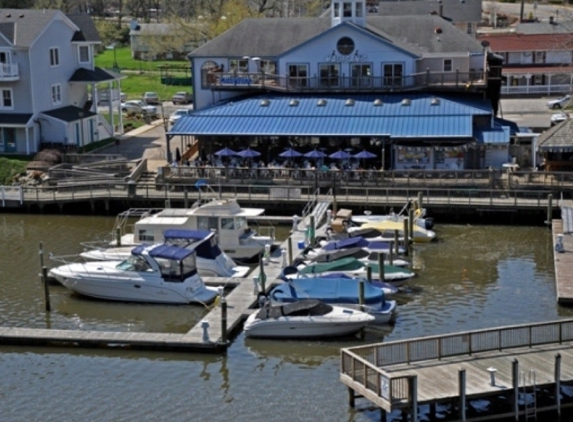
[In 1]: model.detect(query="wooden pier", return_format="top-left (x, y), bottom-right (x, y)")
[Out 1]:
top-left (553, 216), bottom-right (573, 304)
top-left (341, 319), bottom-right (573, 421)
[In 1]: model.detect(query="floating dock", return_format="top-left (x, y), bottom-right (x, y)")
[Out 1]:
top-left (553, 216), bottom-right (573, 304)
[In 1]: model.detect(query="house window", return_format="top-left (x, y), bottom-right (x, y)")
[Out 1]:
top-left (333, 2), bottom-right (340, 17)
top-left (260, 60), bottom-right (276, 74)
top-left (443, 59), bottom-right (453, 72)
top-left (351, 63), bottom-right (372, 87)
top-left (534, 52), bottom-right (546, 64)
top-left (355, 2), bottom-right (363, 17)
top-left (49, 47), bottom-right (59, 67)
top-left (343, 2), bottom-right (352, 17)
top-left (319, 63), bottom-right (340, 87)
top-left (0, 52), bottom-right (7, 64)
top-left (0, 89), bottom-right (13, 108)
top-left (383, 63), bottom-right (403, 87)
top-left (78, 45), bottom-right (90, 63)
top-left (229, 58), bottom-right (248, 73)
top-left (288, 64), bottom-right (308, 88)
top-left (51, 84), bottom-right (62, 105)
top-left (466, 23), bottom-right (473, 35)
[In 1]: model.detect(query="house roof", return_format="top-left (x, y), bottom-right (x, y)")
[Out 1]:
top-left (376, 0), bottom-right (483, 23)
top-left (0, 113), bottom-right (32, 126)
top-left (69, 67), bottom-right (120, 83)
top-left (42, 106), bottom-right (96, 123)
top-left (0, 9), bottom-right (60, 46)
top-left (169, 93), bottom-right (493, 139)
top-left (515, 22), bottom-right (573, 35)
top-left (67, 13), bottom-right (102, 42)
top-left (478, 33), bottom-right (573, 51)
top-left (537, 119), bottom-right (573, 152)
top-left (189, 15), bottom-right (483, 58)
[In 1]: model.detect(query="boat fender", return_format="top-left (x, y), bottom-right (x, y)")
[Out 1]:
top-left (414, 209), bottom-right (422, 218)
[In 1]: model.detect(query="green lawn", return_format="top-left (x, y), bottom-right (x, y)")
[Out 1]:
top-left (0, 157), bottom-right (29, 185)
top-left (95, 47), bottom-right (192, 101)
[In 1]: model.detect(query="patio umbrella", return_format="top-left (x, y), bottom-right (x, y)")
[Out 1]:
top-left (304, 149), bottom-right (327, 159)
top-left (214, 147), bottom-right (238, 157)
top-left (329, 149), bottom-right (351, 160)
top-left (353, 149), bottom-right (377, 159)
top-left (279, 148), bottom-right (303, 158)
top-left (236, 147), bottom-right (261, 158)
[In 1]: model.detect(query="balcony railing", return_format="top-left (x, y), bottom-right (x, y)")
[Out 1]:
top-left (205, 69), bottom-right (487, 93)
top-left (0, 63), bottom-right (19, 80)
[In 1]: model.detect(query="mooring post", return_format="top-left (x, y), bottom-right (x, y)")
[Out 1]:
top-left (394, 230), bottom-right (400, 256)
top-left (403, 218), bottom-right (410, 256)
top-left (116, 227), bottom-right (121, 247)
top-left (546, 193), bottom-right (553, 227)
top-left (409, 376), bottom-right (418, 422)
top-left (39, 241), bottom-right (44, 269)
top-left (184, 189), bottom-right (189, 208)
top-left (359, 276), bottom-right (366, 312)
top-left (417, 191), bottom-right (423, 210)
top-left (408, 208), bottom-right (414, 244)
top-left (555, 353), bottom-right (562, 418)
top-left (347, 387), bottom-right (355, 408)
top-left (459, 369), bottom-right (466, 422)
top-left (218, 286), bottom-right (227, 344)
top-left (41, 266), bottom-right (51, 312)
top-left (288, 237), bottom-right (293, 265)
top-left (388, 243), bottom-right (394, 265)
top-left (378, 253), bottom-right (385, 282)
top-left (310, 215), bottom-right (316, 245)
top-left (512, 359), bottom-right (519, 421)
top-left (259, 253), bottom-right (266, 293)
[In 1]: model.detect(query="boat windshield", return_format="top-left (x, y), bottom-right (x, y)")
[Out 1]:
top-left (221, 217), bottom-right (235, 230)
top-left (116, 255), bottom-right (152, 272)
top-left (235, 217), bottom-right (248, 230)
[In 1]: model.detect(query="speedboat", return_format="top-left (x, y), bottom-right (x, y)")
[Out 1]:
top-left (107, 192), bottom-right (276, 262)
top-left (243, 298), bottom-right (374, 339)
top-left (296, 256), bottom-right (415, 285)
top-left (351, 204), bottom-right (435, 231)
top-left (319, 273), bottom-right (399, 296)
top-left (49, 243), bottom-right (220, 304)
top-left (303, 237), bottom-right (407, 265)
top-left (346, 220), bottom-right (436, 243)
top-left (80, 229), bottom-right (250, 278)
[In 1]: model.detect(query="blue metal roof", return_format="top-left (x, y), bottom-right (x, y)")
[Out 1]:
top-left (169, 94), bottom-right (493, 139)
top-left (474, 126), bottom-right (510, 144)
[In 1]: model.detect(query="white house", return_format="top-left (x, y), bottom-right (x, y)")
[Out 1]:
top-left (0, 9), bottom-right (121, 155)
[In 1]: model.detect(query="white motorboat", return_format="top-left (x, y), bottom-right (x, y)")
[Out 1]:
top-left (339, 302), bottom-right (397, 325)
top-left (243, 298), bottom-right (374, 339)
top-left (345, 220), bottom-right (436, 243)
top-left (351, 205), bottom-right (435, 231)
top-left (81, 229), bottom-right (250, 278)
top-left (107, 195), bottom-right (276, 262)
top-left (49, 243), bottom-right (220, 305)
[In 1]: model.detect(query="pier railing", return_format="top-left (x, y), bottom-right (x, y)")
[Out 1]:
top-left (341, 318), bottom-right (573, 406)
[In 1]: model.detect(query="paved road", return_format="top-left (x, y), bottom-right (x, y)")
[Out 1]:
top-left (483, 0), bottom-right (573, 24)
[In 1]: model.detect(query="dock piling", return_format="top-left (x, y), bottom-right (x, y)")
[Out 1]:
top-left (288, 237), bottom-right (293, 265)
top-left (310, 215), bottom-right (316, 245)
top-left (259, 254), bottom-right (266, 293)
top-left (394, 230), bottom-right (399, 256)
top-left (116, 228), bottom-right (121, 247)
top-left (378, 253), bottom-right (385, 282)
top-left (39, 242), bottom-right (44, 269)
top-left (359, 277), bottom-right (365, 312)
top-left (555, 353), bottom-right (561, 417)
top-left (459, 369), bottom-right (466, 422)
top-left (512, 359), bottom-right (519, 421)
top-left (218, 286), bottom-right (227, 345)
top-left (41, 266), bottom-right (51, 312)
top-left (546, 194), bottom-right (553, 226)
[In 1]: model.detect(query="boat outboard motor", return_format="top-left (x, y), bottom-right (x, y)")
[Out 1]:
top-left (424, 217), bottom-right (435, 231)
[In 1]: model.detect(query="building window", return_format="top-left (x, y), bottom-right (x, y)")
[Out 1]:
top-left (288, 64), bottom-right (308, 88)
top-left (260, 60), bottom-right (276, 74)
top-left (78, 45), bottom-right (90, 63)
top-left (49, 47), bottom-right (59, 67)
top-left (319, 63), bottom-right (340, 87)
top-left (466, 23), bottom-right (473, 35)
top-left (51, 84), bottom-right (62, 105)
top-left (343, 2), bottom-right (352, 17)
top-left (337, 37), bottom-right (355, 55)
top-left (0, 51), bottom-right (7, 64)
top-left (333, 2), bottom-right (340, 17)
top-left (351, 63), bottom-right (372, 87)
top-left (356, 2), bottom-right (363, 17)
top-left (443, 59), bottom-right (453, 72)
top-left (383, 63), bottom-right (403, 87)
top-left (0, 89), bottom-right (12, 108)
top-left (229, 58), bottom-right (248, 73)
top-left (534, 51), bottom-right (546, 64)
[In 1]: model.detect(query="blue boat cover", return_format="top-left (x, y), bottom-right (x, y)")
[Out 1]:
top-left (164, 229), bottom-right (212, 241)
top-left (319, 273), bottom-right (398, 295)
top-left (366, 241), bottom-right (393, 250)
top-left (322, 236), bottom-right (369, 251)
top-left (270, 277), bottom-right (384, 305)
top-left (132, 244), bottom-right (193, 261)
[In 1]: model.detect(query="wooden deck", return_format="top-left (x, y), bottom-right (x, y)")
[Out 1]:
top-left (341, 319), bottom-right (573, 420)
top-left (553, 219), bottom-right (573, 304)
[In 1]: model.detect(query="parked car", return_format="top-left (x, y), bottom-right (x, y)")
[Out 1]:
top-left (551, 111), bottom-right (570, 126)
top-left (547, 95), bottom-right (571, 109)
top-left (169, 108), bottom-right (192, 125)
top-left (143, 91), bottom-right (160, 105)
top-left (121, 100), bottom-right (158, 117)
top-left (172, 91), bottom-right (192, 105)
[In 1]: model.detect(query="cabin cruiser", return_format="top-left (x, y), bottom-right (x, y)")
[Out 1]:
top-left (107, 197), bottom-right (276, 262)
top-left (243, 298), bottom-right (374, 339)
top-left (49, 243), bottom-right (220, 304)
top-left (81, 229), bottom-right (250, 278)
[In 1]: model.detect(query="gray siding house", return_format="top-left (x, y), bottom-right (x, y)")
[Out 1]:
top-left (0, 9), bottom-right (120, 155)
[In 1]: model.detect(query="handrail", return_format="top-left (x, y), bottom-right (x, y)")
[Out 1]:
top-left (301, 187), bottom-right (320, 219)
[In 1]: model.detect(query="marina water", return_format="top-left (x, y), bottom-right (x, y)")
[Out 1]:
top-left (0, 213), bottom-right (571, 421)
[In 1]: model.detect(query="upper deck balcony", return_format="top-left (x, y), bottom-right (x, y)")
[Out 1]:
top-left (204, 69), bottom-right (487, 94)
top-left (0, 63), bottom-right (19, 81)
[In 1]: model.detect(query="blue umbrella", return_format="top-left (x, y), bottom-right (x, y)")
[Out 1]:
top-left (279, 148), bottom-right (303, 158)
top-left (236, 147), bottom-right (261, 158)
top-left (214, 147), bottom-right (237, 157)
top-left (304, 149), bottom-right (327, 159)
top-left (329, 149), bottom-right (351, 160)
top-left (353, 149), bottom-right (377, 159)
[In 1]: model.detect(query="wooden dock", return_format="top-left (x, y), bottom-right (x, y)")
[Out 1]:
top-left (553, 218), bottom-right (573, 304)
top-left (341, 319), bottom-right (573, 421)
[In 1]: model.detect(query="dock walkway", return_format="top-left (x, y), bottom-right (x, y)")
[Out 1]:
top-left (554, 214), bottom-right (573, 304)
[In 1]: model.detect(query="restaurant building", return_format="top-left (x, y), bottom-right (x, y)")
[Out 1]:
top-left (168, 0), bottom-right (525, 170)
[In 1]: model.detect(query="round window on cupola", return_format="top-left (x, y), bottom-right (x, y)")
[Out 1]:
top-left (337, 37), bottom-right (355, 55)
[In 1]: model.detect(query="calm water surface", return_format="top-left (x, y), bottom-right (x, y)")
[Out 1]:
top-left (0, 213), bottom-right (570, 421)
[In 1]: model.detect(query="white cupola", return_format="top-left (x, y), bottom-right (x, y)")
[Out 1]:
top-left (331, 0), bottom-right (366, 27)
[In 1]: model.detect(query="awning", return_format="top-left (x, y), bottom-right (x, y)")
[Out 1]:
top-left (42, 106), bottom-right (97, 123)
top-left (69, 66), bottom-right (123, 83)
top-left (0, 113), bottom-right (33, 127)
